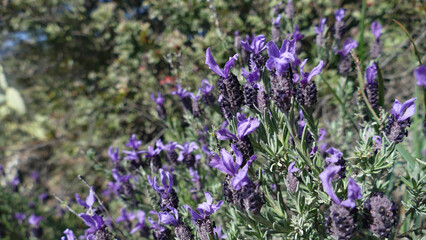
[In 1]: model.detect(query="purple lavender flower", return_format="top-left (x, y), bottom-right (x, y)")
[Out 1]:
top-left (11, 175), bottom-right (20, 191)
top-left (319, 165), bottom-right (342, 205)
top-left (108, 146), bottom-right (120, 164)
top-left (273, 14), bottom-right (281, 27)
top-left (373, 135), bottom-right (382, 148)
top-left (370, 21), bottom-right (383, 58)
top-left (157, 208), bottom-right (194, 240)
top-left (189, 90), bottom-right (203, 118)
top-left (414, 65), bottom-right (426, 87)
top-left (340, 178), bottom-right (363, 208)
top-left (386, 98), bottom-right (416, 143)
top-left (266, 39), bottom-right (297, 76)
top-left (116, 208), bottom-right (135, 231)
top-left (286, 162), bottom-right (301, 194)
top-left (205, 48), bottom-right (238, 79)
top-left (14, 213), bottom-right (26, 223)
top-left (130, 210), bottom-right (149, 235)
top-left (314, 18), bottom-right (326, 46)
top-left (151, 92), bottom-right (166, 119)
top-left (148, 168), bottom-right (179, 210)
top-left (148, 213), bottom-right (171, 239)
top-left (325, 148), bottom-right (343, 163)
top-left (189, 168), bottom-right (200, 183)
top-left (126, 134), bottom-right (142, 150)
top-left (240, 34), bottom-right (267, 56)
top-left (285, 0), bottom-right (295, 19)
top-left (177, 141), bottom-right (199, 168)
top-left (272, 14), bottom-right (282, 42)
top-left (334, 8), bottom-right (345, 40)
top-left (0, 164), bottom-right (4, 176)
top-left (296, 59), bottom-right (323, 108)
top-left (172, 84), bottom-right (193, 113)
top-left (157, 140), bottom-right (179, 164)
top-left (39, 193), bottom-right (48, 203)
top-left (110, 168), bottom-right (133, 198)
top-left (371, 21), bottom-right (382, 40)
top-left (79, 213), bottom-right (111, 240)
top-left (241, 60), bottom-right (261, 85)
top-left (29, 214), bottom-right (43, 238)
top-left (199, 79), bottom-right (216, 106)
top-left (143, 144), bottom-right (162, 171)
top-left (75, 186), bottom-right (96, 210)
top-left (61, 229), bottom-right (76, 240)
top-left (336, 38), bottom-right (358, 74)
top-left (185, 192), bottom-right (223, 240)
top-left (363, 192), bottom-right (399, 238)
top-left (365, 62), bottom-right (379, 109)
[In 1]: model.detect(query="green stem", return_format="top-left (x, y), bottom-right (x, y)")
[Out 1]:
top-left (319, 75), bottom-right (359, 130)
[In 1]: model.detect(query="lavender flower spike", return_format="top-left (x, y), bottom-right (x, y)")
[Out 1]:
top-left (299, 59), bottom-right (324, 85)
top-left (79, 213), bottom-right (109, 240)
top-left (75, 186), bottom-right (96, 209)
top-left (314, 18), bottom-right (326, 46)
top-left (365, 62), bottom-right (379, 109)
top-left (390, 98), bottom-right (417, 122)
top-left (205, 48), bottom-right (238, 79)
top-left (148, 168), bottom-right (173, 198)
top-left (240, 34), bottom-right (267, 55)
top-left (319, 165), bottom-right (342, 204)
top-left (288, 162), bottom-right (300, 173)
top-left (108, 146), bottom-right (120, 164)
top-left (130, 210), bottom-right (147, 234)
top-left (286, 162), bottom-right (300, 194)
top-left (341, 178), bottom-right (362, 208)
top-left (151, 92), bottom-right (165, 106)
top-left (213, 226), bottom-right (227, 239)
top-left (334, 8), bottom-right (345, 22)
top-left (266, 39), bottom-right (297, 75)
top-left (336, 38), bottom-right (358, 56)
top-left (236, 113), bottom-right (260, 139)
top-left (371, 21), bottom-right (382, 40)
top-left (61, 229), bottom-right (76, 240)
top-left (414, 65), bottom-right (426, 87)
top-left (185, 192), bottom-right (223, 221)
top-left (325, 148), bottom-right (343, 163)
top-left (159, 208), bottom-right (180, 226)
top-left (125, 134), bottom-right (142, 150)
top-left (386, 97), bottom-right (417, 143)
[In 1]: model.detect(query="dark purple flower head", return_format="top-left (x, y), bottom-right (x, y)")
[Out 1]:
top-left (130, 210), bottom-right (146, 234)
top-left (11, 175), bottom-right (20, 188)
top-left (184, 192), bottom-right (223, 221)
top-left (108, 146), bottom-right (120, 163)
top-left (340, 178), bottom-right (362, 208)
top-left (336, 38), bottom-right (358, 56)
top-left (266, 39), bottom-right (297, 75)
top-left (334, 8), bottom-right (345, 22)
top-left (143, 145), bottom-right (161, 158)
top-left (216, 113), bottom-right (260, 141)
top-left (414, 65), bottom-right (426, 87)
top-left (240, 34), bottom-right (267, 55)
top-left (365, 62), bottom-right (378, 85)
top-left (291, 25), bottom-right (305, 41)
top-left (151, 92), bottom-right (165, 106)
top-left (273, 14), bottom-right (282, 27)
top-left (199, 79), bottom-right (214, 94)
top-left (75, 186), bottom-right (96, 209)
top-left (14, 212), bottom-right (26, 223)
top-left (28, 214), bottom-right (42, 227)
top-left (390, 98), bottom-right (417, 122)
top-left (314, 18), bottom-right (326, 34)
top-left (325, 147), bottom-right (343, 163)
top-left (158, 208), bottom-right (179, 227)
top-left (39, 193), bottom-right (48, 203)
top-left (116, 208), bottom-right (135, 223)
top-left (79, 213), bottom-right (105, 238)
top-left (205, 48), bottom-right (238, 79)
top-left (157, 140), bottom-right (178, 152)
top-left (371, 21), bottom-right (382, 40)
top-left (241, 60), bottom-right (261, 85)
top-left (288, 162), bottom-right (300, 173)
top-left (61, 228), bottom-right (75, 240)
top-left (171, 84), bottom-right (191, 99)
top-left (148, 168), bottom-right (173, 198)
top-left (126, 134), bottom-right (142, 150)
top-left (213, 226), bottom-right (227, 239)
top-left (177, 142), bottom-right (199, 161)
top-left (319, 165), bottom-right (342, 205)
top-left (298, 59), bottom-right (324, 85)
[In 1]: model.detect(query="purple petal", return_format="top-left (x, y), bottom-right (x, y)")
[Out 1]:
top-left (184, 205), bottom-right (203, 220)
top-left (205, 48), bottom-right (226, 78)
top-left (398, 97), bottom-right (417, 121)
top-left (414, 65), bottom-right (426, 87)
top-left (237, 116), bottom-right (260, 139)
top-left (222, 148), bottom-right (238, 175)
top-left (75, 193), bottom-right (89, 208)
top-left (314, 18), bottom-right (326, 34)
top-left (371, 21), bottom-right (382, 39)
top-left (365, 62), bottom-right (377, 84)
top-left (231, 163), bottom-right (250, 191)
top-left (216, 129), bottom-right (237, 140)
top-left (299, 59), bottom-right (308, 76)
top-left (240, 40), bottom-right (252, 53)
top-left (325, 147), bottom-right (343, 163)
top-left (231, 144), bottom-right (243, 169)
top-left (267, 41), bottom-right (280, 59)
top-left (63, 229), bottom-right (75, 240)
top-left (210, 152), bottom-right (233, 175)
top-left (307, 60), bottom-right (324, 82)
top-left (319, 165), bottom-right (342, 204)
top-left (273, 14), bottom-right (281, 26)
top-left (79, 214), bottom-right (96, 228)
top-left (223, 54), bottom-right (238, 78)
top-left (288, 162), bottom-right (300, 173)
top-left (318, 129), bottom-right (326, 141)
top-left (340, 178), bottom-right (362, 208)
top-left (159, 210), bottom-right (179, 226)
top-left (334, 8), bottom-right (345, 22)
top-left (390, 99), bottom-right (402, 117)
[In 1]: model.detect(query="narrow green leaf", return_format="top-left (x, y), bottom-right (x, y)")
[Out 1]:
top-left (375, 61), bottom-right (385, 108)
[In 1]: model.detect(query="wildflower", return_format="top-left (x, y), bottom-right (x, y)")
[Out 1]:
top-left (206, 48), bottom-right (243, 114)
top-left (11, 175), bottom-right (20, 192)
top-left (130, 210), bottom-right (149, 237)
top-left (256, 85), bottom-right (269, 112)
top-left (177, 141), bottom-right (199, 168)
top-left (314, 18), bottom-right (327, 46)
top-left (151, 92), bottom-right (166, 119)
top-left (385, 98), bottom-right (416, 143)
top-left (319, 165), bottom-right (342, 205)
top-left (324, 147), bottom-right (346, 179)
top-left (296, 59), bottom-right (323, 108)
top-left (336, 38), bottom-right (358, 75)
top-left (370, 21), bottom-right (382, 58)
top-left (79, 213), bottom-right (112, 240)
top-left (157, 140), bottom-right (179, 164)
top-left (154, 209), bottom-right (194, 240)
top-left (143, 144), bottom-right (162, 172)
top-left (240, 34), bottom-right (267, 68)
top-left (172, 84), bottom-right (193, 113)
top-left (148, 213), bottom-right (171, 240)
top-left (213, 225), bottom-right (227, 239)
top-left (285, 0), bottom-right (295, 19)
top-left (108, 168), bottom-right (134, 200)
top-left (285, 162), bottom-right (300, 194)
top-left (216, 113), bottom-right (259, 165)
top-left (123, 134), bottom-right (144, 169)
top-left (185, 192), bottom-right (223, 240)
top-left (414, 65), bottom-right (426, 87)
top-left (189, 90), bottom-right (203, 118)
top-left (75, 186), bottom-right (96, 210)
top-left (365, 62), bottom-right (379, 110)
top-left (148, 169), bottom-right (179, 210)
top-left (116, 208), bottom-right (135, 231)
top-left (14, 213), bottom-right (26, 223)
top-left (108, 146), bottom-right (120, 166)
top-left (324, 202), bottom-right (359, 240)
top-left (28, 214), bottom-right (43, 238)
top-left (272, 14), bottom-right (282, 42)
top-left (363, 192), bottom-right (399, 238)
top-left (199, 79), bottom-right (216, 106)
top-left (61, 229), bottom-right (76, 240)
top-left (334, 8), bottom-right (345, 40)
top-left (291, 25), bottom-right (304, 53)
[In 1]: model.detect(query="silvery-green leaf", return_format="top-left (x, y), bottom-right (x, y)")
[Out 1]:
top-left (6, 87), bottom-right (26, 114)
top-left (0, 65), bottom-right (7, 89)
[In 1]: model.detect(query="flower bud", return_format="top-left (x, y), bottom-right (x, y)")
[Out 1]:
top-left (363, 192), bottom-right (398, 238)
top-left (324, 203), bottom-right (358, 240)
